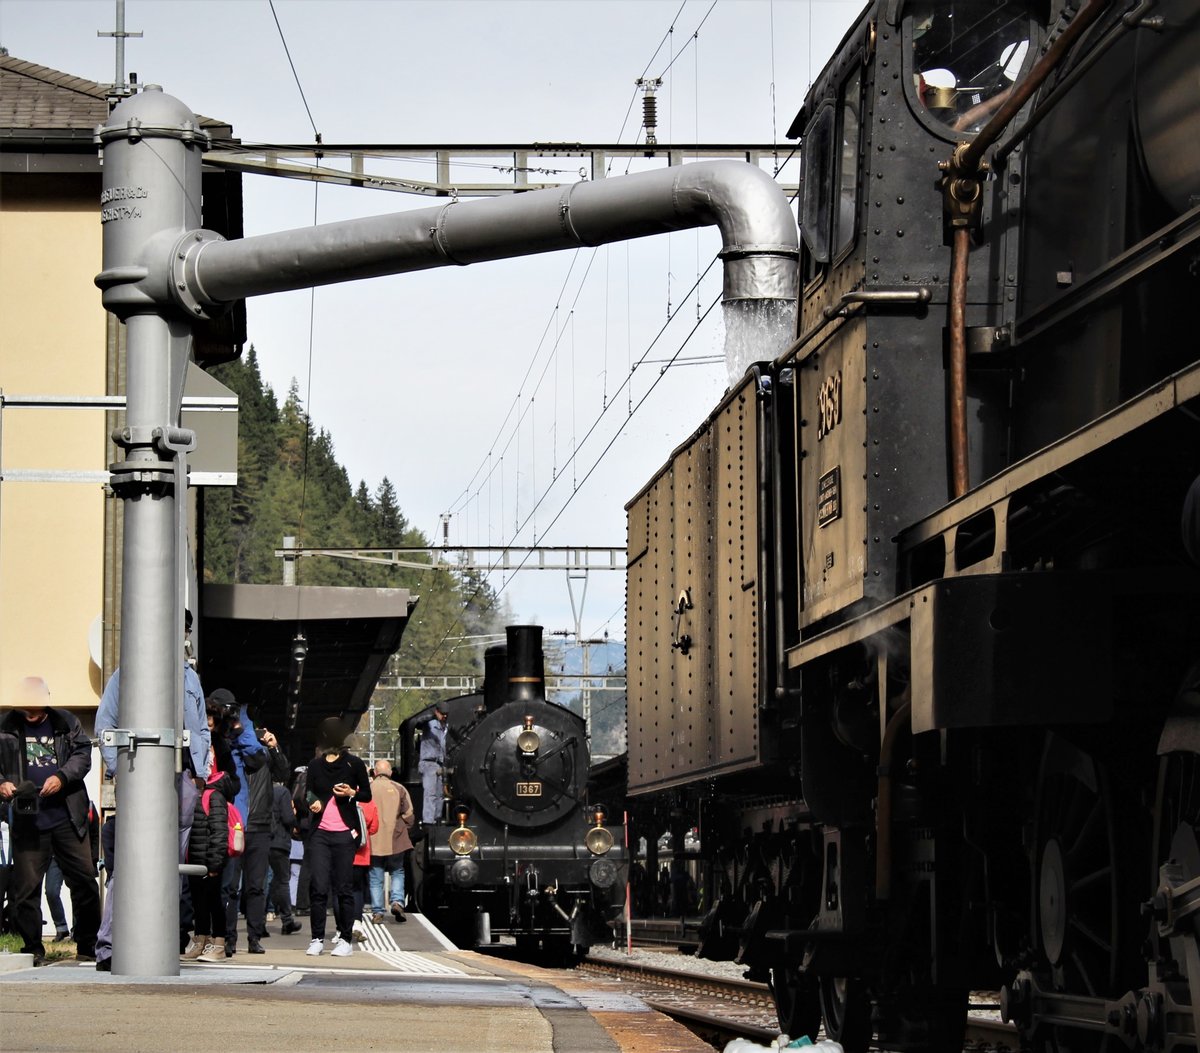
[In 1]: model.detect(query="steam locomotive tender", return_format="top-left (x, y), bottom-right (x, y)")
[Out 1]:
top-left (403, 626), bottom-right (625, 956)
top-left (624, 1), bottom-right (1200, 1050)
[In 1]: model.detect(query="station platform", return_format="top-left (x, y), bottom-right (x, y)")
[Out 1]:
top-left (0, 913), bottom-right (713, 1053)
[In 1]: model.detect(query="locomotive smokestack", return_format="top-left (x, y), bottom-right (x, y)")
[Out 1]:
top-left (505, 625), bottom-right (546, 706)
top-left (483, 643), bottom-right (507, 713)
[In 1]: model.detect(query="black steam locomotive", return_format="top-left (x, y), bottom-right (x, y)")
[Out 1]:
top-left (624, 1), bottom-right (1200, 1050)
top-left (401, 626), bottom-right (625, 957)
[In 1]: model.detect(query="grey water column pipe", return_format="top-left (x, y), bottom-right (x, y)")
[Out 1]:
top-left (94, 86), bottom-right (210, 976)
top-left (170, 158), bottom-right (797, 315)
top-left (94, 86), bottom-right (797, 976)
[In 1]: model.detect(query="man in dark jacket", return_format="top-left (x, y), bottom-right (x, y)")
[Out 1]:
top-left (0, 677), bottom-right (99, 964)
top-left (267, 773), bottom-right (302, 935)
top-left (241, 724), bottom-right (290, 953)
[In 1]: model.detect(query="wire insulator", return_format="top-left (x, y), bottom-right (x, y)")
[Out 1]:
top-left (643, 94), bottom-right (658, 143)
top-left (637, 77), bottom-right (662, 146)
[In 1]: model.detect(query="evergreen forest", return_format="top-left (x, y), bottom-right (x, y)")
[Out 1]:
top-left (200, 347), bottom-right (509, 735)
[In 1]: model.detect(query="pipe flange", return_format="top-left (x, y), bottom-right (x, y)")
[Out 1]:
top-left (170, 228), bottom-right (229, 321)
top-left (94, 119), bottom-right (210, 148)
top-left (108, 461), bottom-right (177, 496)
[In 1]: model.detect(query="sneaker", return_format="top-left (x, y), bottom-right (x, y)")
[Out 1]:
top-left (95, 958), bottom-right (112, 972)
top-left (305, 939), bottom-right (324, 956)
top-left (53, 930), bottom-right (71, 941)
top-left (224, 940), bottom-right (236, 958)
top-left (330, 939), bottom-right (353, 957)
top-left (351, 922), bottom-right (367, 943)
top-left (197, 942), bottom-right (226, 963)
top-left (180, 938), bottom-right (206, 960)
top-left (390, 903), bottom-right (406, 923)
top-left (266, 912), bottom-right (277, 922)
top-left (332, 935), bottom-right (344, 947)
top-left (281, 921), bottom-right (303, 935)
top-left (370, 913), bottom-right (385, 924)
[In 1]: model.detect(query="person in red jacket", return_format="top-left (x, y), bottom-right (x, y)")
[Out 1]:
top-left (350, 797), bottom-right (379, 942)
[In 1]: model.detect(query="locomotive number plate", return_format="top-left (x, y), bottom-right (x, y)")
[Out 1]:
top-left (817, 370), bottom-right (842, 440)
top-left (818, 466), bottom-right (842, 527)
top-left (516, 781), bottom-right (542, 797)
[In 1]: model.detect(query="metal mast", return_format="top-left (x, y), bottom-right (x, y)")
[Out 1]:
top-left (97, 1), bottom-right (142, 91)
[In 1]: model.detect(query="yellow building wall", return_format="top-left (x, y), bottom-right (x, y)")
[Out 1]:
top-left (0, 179), bottom-right (107, 708)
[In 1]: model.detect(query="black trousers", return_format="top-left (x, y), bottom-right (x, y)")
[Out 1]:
top-left (220, 853), bottom-right (242, 947)
top-left (187, 872), bottom-right (225, 940)
top-left (240, 831), bottom-right (271, 941)
top-left (267, 846), bottom-right (294, 925)
top-left (306, 828), bottom-right (355, 943)
top-left (11, 818), bottom-right (99, 957)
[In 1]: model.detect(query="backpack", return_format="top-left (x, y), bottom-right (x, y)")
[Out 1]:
top-left (202, 788), bottom-right (245, 858)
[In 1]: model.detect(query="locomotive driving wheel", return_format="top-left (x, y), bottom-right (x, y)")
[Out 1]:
top-left (769, 966), bottom-right (821, 1042)
top-left (1151, 748), bottom-right (1200, 1049)
top-left (818, 976), bottom-right (872, 1053)
top-left (1032, 735), bottom-right (1120, 1053)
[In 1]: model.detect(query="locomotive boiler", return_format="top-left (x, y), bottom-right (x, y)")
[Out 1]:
top-left (623, 1), bottom-right (1200, 1050)
top-left (402, 626), bottom-right (625, 957)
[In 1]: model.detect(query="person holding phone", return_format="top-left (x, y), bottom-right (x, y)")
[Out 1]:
top-left (303, 717), bottom-right (371, 957)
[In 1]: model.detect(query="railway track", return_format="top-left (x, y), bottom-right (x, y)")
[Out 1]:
top-left (582, 955), bottom-right (1020, 1051)
top-left (580, 954), bottom-right (774, 1009)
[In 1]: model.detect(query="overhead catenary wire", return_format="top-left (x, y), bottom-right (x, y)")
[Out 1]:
top-left (420, 2), bottom-right (751, 677)
top-left (438, 286), bottom-right (724, 673)
top-left (268, 0), bottom-right (322, 599)
top-left (268, 0), bottom-right (321, 143)
top-left (414, 1), bottom-right (763, 678)
top-left (421, 258), bottom-right (721, 676)
top-left (440, 0), bottom-right (727, 540)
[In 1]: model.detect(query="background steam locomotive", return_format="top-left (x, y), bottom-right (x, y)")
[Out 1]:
top-left (622, 1), bottom-right (1200, 1051)
top-left (400, 625), bottom-right (625, 957)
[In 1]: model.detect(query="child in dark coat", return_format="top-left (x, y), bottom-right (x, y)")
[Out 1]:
top-left (182, 707), bottom-right (239, 963)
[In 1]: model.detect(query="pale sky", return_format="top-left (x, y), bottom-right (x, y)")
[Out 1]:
top-left (0, 0), bottom-right (862, 647)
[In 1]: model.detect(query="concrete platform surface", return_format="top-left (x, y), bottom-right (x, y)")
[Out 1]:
top-left (0, 913), bottom-right (712, 1053)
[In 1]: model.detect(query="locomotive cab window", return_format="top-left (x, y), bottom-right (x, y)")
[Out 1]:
top-left (903, 0), bottom-right (1037, 136)
top-left (802, 66), bottom-right (862, 279)
top-left (801, 101), bottom-right (836, 267)
top-left (834, 66), bottom-right (862, 261)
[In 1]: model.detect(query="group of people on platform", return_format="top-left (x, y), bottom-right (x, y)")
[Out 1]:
top-left (0, 614), bottom-right (441, 969)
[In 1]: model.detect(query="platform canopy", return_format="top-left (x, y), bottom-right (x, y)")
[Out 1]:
top-left (200, 583), bottom-right (415, 756)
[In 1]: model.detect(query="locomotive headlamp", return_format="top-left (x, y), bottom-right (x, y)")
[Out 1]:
top-left (517, 715), bottom-right (540, 755)
top-left (449, 818), bottom-right (477, 856)
top-left (585, 824), bottom-right (614, 856)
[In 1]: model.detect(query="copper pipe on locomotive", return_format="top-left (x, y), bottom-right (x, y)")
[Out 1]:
top-left (939, 0), bottom-right (1113, 499)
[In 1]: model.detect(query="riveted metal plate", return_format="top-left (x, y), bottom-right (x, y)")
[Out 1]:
top-left (625, 374), bottom-right (763, 795)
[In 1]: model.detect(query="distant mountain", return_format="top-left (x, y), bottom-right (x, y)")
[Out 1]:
top-left (547, 639), bottom-right (625, 677)
top-left (545, 640), bottom-right (626, 760)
